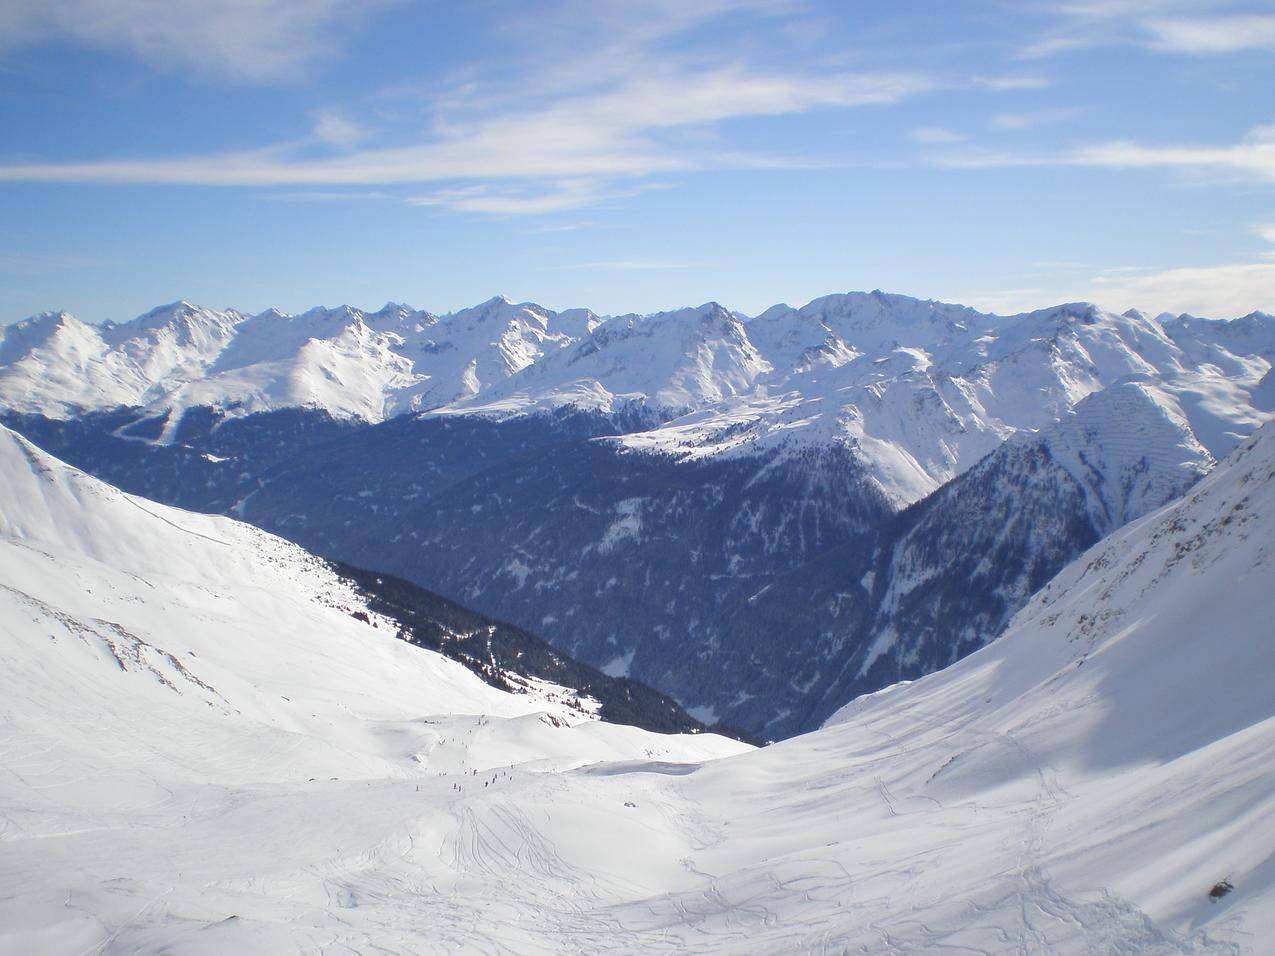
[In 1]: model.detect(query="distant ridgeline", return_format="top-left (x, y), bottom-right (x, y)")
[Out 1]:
top-left (3, 291), bottom-right (1272, 738)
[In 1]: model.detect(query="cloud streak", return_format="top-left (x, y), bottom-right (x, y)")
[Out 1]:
top-left (0, 65), bottom-right (935, 210)
top-left (934, 124), bottom-right (1275, 184)
top-left (1024, 2), bottom-right (1275, 59)
top-left (1144, 14), bottom-right (1275, 54)
top-left (970, 221), bottom-right (1275, 318)
top-left (1088, 260), bottom-right (1275, 316)
top-left (552, 259), bottom-right (711, 272)
top-left (0, 0), bottom-right (387, 83)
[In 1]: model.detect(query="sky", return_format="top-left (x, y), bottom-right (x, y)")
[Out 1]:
top-left (0, 0), bottom-right (1273, 324)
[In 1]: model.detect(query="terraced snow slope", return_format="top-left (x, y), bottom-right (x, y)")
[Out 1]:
top-left (2, 419), bottom-right (1273, 950)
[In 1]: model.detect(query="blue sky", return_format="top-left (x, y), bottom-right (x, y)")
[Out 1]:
top-left (0, 0), bottom-right (1273, 323)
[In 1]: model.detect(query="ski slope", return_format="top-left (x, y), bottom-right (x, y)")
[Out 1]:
top-left (2, 422), bottom-right (1273, 953)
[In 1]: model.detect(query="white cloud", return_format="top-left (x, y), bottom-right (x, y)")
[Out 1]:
top-left (407, 181), bottom-right (649, 216)
top-left (933, 124), bottom-right (1275, 184)
top-left (553, 259), bottom-right (711, 272)
top-left (964, 214), bottom-right (1275, 317)
top-left (1087, 261), bottom-right (1275, 316)
top-left (1144, 14), bottom-right (1275, 54)
top-left (263, 190), bottom-right (394, 202)
top-left (971, 74), bottom-right (1051, 91)
top-left (0, 66), bottom-right (934, 192)
top-left (311, 111), bottom-right (368, 149)
top-left (1031, 260), bottom-right (1090, 269)
top-left (989, 107), bottom-right (1082, 131)
top-left (965, 264), bottom-right (1275, 317)
top-left (529, 221), bottom-right (607, 234)
top-left (0, 0), bottom-right (386, 82)
top-left (1254, 222), bottom-right (1275, 249)
top-left (0, 249), bottom-right (110, 274)
top-left (969, 223), bottom-right (1275, 318)
top-left (1024, 3), bottom-right (1275, 59)
top-left (0, 1), bottom-right (1076, 218)
top-left (911, 127), bottom-right (966, 144)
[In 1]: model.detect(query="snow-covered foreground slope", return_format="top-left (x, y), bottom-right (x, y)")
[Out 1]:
top-left (3, 424), bottom-right (1274, 952)
top-left (0, 426), bottom-right (745, 950)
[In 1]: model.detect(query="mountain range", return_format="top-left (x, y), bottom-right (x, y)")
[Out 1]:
top-left (2, 290), bottom-right (1272, 737)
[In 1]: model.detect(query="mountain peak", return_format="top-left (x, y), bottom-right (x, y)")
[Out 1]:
top-left (15, 309), bottom-right (76, 328)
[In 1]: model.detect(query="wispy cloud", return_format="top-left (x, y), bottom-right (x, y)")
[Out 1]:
top-left (1024, 3), bottom-right (1275, 59)
top-left (971, 74), bottom-right (1051, 91)
top-left (1144, 14), bottom-right (1275, 54)
top-left (263, 190), bottom-right (395, 202)
top-left (989, 107), bottom-right (1082, 131)
top-left (0, 64), bottom-right (935, 200)
top-left (1, 1), bottom-right (1089, 218)
top-left (1030, 260), bottom-right (1090, 270)
top-left (407, 180), bottom-right (654, 216)
top-left (1087, 260), bottom-right (1275, 316)
top-left (529, 221), bottom-right (609, 235)
top-left (970, 222), bottom-right (1275, 318)
top-left (310, 111), bottom-right (369, 149)
top-left (553, 259), bottom-right (711, 272)
top-left (911, 126), bottom-right (966, 144)
top-left (0, 0), bottom-right (387, 83)
top-left (1253, 221), bottom-right (1275, 249)
top-left (0, 250), bottom-right (110, 274)
top-left (934, 124), bottom-right (1275, 184)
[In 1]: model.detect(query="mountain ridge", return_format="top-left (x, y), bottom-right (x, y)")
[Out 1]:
top-left (2, 288), bottom-right (1272, 737)
top-left (4, 289), bottom-right (1270, 506)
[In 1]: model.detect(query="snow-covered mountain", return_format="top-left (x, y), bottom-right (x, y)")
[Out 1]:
top-left (0, 295), bottom-right (598, 427)
top-left (443, 301), bottom-right (772, 418)
top-left (4, 292), bottom-right (1270, 501)
top-left (707, 379), bottom-right (1217, 736)
top-left (3, 289), bottom-right (1271, 739)
top-left (2, 416), bottom-right (1271, 952)
top-left (609, 294), bottom-right (1273, 504)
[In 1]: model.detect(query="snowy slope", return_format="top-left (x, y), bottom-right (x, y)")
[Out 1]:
top-left (817, 420), bottom-right (1275, 947)
top-left (2, 421), bottom-right (1271, 952)
top-left (1039, 380), bottom-right (1213, 531)
top-left (0, 423), bottom-right (746, 868)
